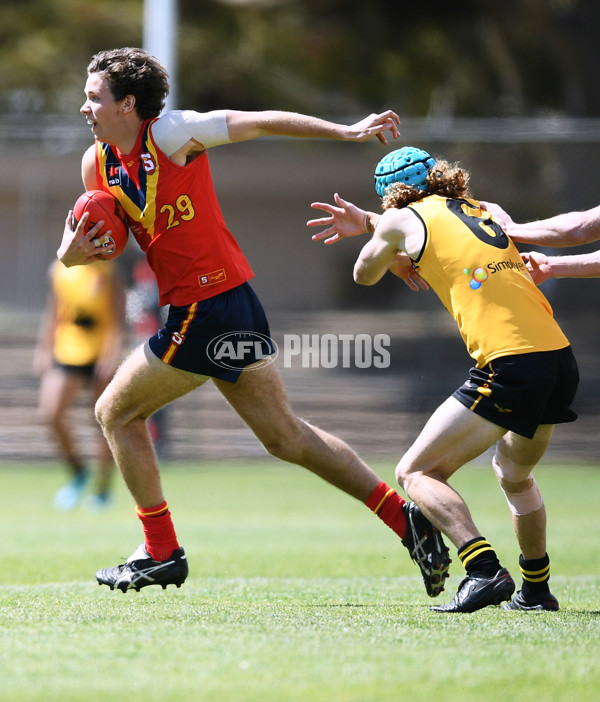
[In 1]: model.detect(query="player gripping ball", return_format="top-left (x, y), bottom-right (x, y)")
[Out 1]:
top-left (71, 190), bottom-right (129, 260)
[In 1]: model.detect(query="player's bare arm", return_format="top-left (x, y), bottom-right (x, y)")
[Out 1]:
top-left (81, 144), bottom-right (97, 190)
top-left (225, 109), bottom-right (400, 145)
top-left (523, 249), bottom-right (600, 283)
top-left (309, 195), bottom-right (427, 291)
top-left (354, 216), bottom-right (406, 286)
top-left (482, 200), bottom-right (600, 247)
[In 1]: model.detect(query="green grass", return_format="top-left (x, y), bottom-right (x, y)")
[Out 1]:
top-left (1, 460), bottom-right (599, 701)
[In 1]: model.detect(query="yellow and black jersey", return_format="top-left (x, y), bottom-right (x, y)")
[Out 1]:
top-left (51, 261), bottom-right (117, 367)
top-left (409, 195), bottom-right (569, 367)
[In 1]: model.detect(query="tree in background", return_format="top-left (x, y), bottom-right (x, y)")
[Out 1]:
top-left (1, 0), bottom-right (599, 117)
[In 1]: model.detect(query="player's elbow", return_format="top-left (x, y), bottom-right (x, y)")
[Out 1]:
top-left (554, 206), bottom-right (600, 246)
top-left (354, 275), bottom-right (375, 285)
top-left (353, 266), bottom-right (376, 286)
top-left (577, 208), bottom-right (600, 244)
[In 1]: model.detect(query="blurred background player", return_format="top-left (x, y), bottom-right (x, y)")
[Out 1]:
top-left (34, 258), bottom-right (126, 510)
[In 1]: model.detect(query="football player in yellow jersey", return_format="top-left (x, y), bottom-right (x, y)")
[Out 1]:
top-left (34, 260), bottom-right (126, 511)
top-left (308, 147), bottom-right (579, 613)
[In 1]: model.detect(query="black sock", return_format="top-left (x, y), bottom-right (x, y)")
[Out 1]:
top-left (519, 553), bottom-right (551, 597)
top-left (458, 537), bottom-right (502, 577)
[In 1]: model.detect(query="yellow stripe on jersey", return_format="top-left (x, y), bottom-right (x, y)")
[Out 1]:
top-left (95, 124), bottom-right (160, 238)
top-left (139, 133), bottom-right (160, 236)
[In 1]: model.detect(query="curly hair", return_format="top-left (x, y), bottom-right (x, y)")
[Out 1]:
top-left (381, 159), bottom-right (471, 210)
top-left (87, 47), bottom-right (170, 120)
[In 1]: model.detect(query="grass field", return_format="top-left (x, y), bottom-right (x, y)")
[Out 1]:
top-left (1, 459), bottom-right (599, 702)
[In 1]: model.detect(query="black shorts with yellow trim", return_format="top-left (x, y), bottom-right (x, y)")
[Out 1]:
top-left (148, 282), bottom-right (276, 383)
top-left (452, 346), bottom-right (579, 439)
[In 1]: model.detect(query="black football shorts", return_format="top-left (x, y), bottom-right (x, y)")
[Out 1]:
top-left (452, 346), bottom-right (579, 438)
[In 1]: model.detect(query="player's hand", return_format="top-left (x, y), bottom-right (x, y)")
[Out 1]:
top-left (56, 211), bottom-right (109, 266)
top-left (346, 110), bottom-right (401, 145)
top-left (521, 251), bottom-right (552, 285)
top-left (480, 201), bottom-right (515, 232)
top-left (388, 252), bottom-right (430, 291)
top-left (308, 193), bottom-right (373, 245)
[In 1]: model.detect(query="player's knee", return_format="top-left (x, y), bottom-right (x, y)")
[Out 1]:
top-left (492, 450), bottom-right (544, 516)
top-left (94, 392), bottom-right (114, 432)
top-left (395, 457), bottom-right (417, 491)
top-left (261, 418), bottom-right (326, 464)
top-left (94, 398), bottom-right (106, 429)
top-left (394, 461), bottom-right (406, 489)
top-left (261, 434), bottom-right (299, 463)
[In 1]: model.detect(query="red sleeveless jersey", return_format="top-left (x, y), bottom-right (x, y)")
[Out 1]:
top-left (94, 119), bottom-right (254, 306)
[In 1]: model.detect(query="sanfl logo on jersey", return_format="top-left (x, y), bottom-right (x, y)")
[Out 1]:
top-left (141, 152), bottom-right (156, 174)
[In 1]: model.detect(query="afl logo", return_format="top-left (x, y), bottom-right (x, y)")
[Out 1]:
top-left (207, 331), bottom-right (278, 371)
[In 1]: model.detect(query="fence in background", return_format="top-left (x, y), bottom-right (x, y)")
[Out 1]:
top-left (1, 117), bottom-right (599, 462)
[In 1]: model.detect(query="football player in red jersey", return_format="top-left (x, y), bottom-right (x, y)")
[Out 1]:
top-left (57, 48), bottom-right (451, 595)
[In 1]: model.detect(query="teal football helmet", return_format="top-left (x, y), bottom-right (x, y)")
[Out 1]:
top-left (374, 146), bottom-right (435, 196)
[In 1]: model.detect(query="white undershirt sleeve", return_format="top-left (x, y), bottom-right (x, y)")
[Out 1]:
top-left (151, 109), bottom-right (231, 153)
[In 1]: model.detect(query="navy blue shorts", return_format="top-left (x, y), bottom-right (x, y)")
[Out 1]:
top-left (452, 346), bottom-right (579, 438)
top-left (148, 282), bottom-right (276, 383)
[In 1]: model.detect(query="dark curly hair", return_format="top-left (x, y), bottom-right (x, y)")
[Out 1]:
top-left (381, 159), bottom-right (471, 210)
top-left (87, 47), bottom-right (170, 120)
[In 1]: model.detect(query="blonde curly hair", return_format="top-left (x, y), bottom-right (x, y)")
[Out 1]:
top-left (381, 159), bottom-right (471, 210)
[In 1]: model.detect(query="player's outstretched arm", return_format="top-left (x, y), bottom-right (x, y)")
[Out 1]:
top-left (482, 201), bottom-right (600, 248)
top-left (522, 249), bottom-right (600, 282)
top-left (308, 193), bottom-right (377, 245)
top-left (226, 109), bottom-right (400, 145)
